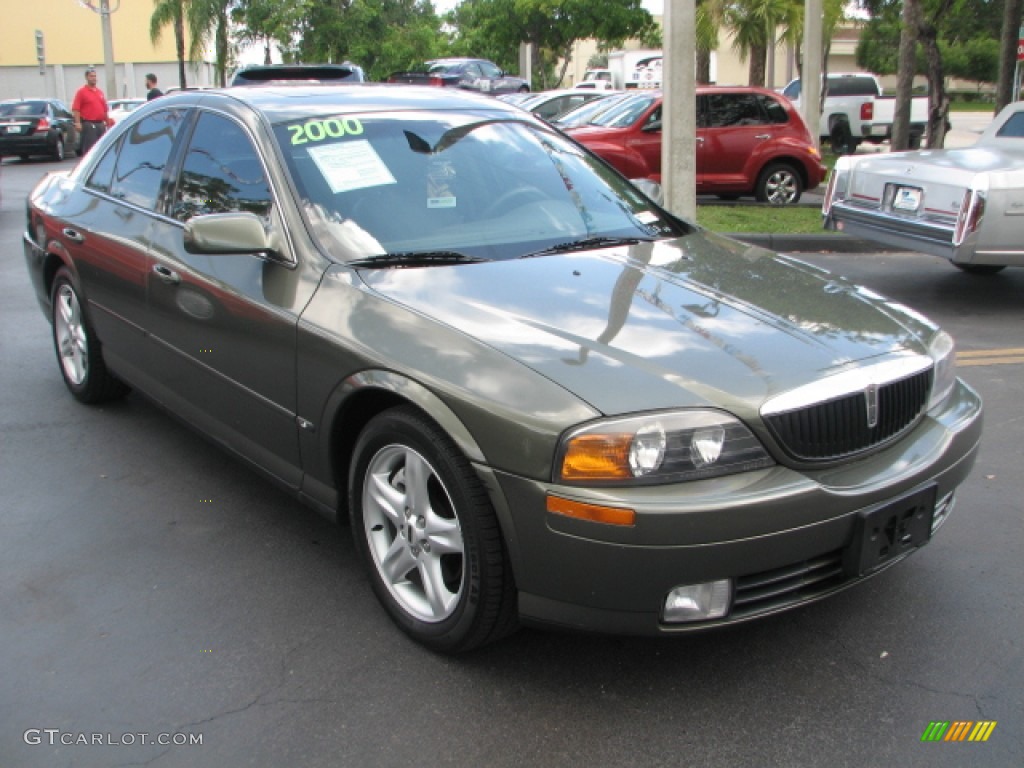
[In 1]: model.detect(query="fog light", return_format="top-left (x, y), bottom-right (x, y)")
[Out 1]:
top-left (663, 580), bottom-right (732, 623)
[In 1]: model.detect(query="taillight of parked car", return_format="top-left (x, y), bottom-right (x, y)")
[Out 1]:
top-left (953, 187), bottom-right (986, 246)
top-left (35, 117), bottom-right (50, 133)
top-left (860, 101), bottom-right (873, 121)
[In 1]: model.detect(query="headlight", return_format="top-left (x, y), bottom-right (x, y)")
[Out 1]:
top-left (928, 330), bottom-right (957, 410)
top-left (555, 410), bottom-right (774, 485)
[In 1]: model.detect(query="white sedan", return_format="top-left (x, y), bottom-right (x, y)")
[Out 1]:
top-left (823, 101), bottom-right (1024, 274)
top-left (108, 98), bottom-right (146, 124)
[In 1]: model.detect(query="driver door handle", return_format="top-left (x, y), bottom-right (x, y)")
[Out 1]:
top-left (152, 264), bottom-right (181, 285)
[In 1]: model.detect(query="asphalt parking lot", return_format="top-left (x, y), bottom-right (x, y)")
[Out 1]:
top-left (1, 135), bottom-right (1021, 767)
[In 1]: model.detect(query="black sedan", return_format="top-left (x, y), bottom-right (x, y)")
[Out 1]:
top-left (0, 99), bottom-right (78, 161)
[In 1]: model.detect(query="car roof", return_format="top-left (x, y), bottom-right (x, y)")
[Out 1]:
top-left (166, 83), bottom-right (531, 124)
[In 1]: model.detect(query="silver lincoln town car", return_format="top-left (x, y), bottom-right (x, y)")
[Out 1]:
top-left (24, 85), bottom-right (983, 652)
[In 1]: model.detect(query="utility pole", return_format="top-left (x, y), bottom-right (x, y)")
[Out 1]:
top-left (100, 0), bottom-right (117, 97)
top-left (662, 0), bottom-right (697, 221)
top-left (801, 0), bottom-right (823, 151)
top-left (80, 0), bottom-right (120, 97)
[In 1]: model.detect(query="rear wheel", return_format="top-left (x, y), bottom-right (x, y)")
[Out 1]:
top-left (829, 122), bottom-right (858, 155)
top-left (50, 268), bottom-right (130, 403)
top-left (953, 263), bottom-right (1006, 275)
top-left (52, 135), bottom-right (65, 161)
top-left (349, 406), bottom-right (517, 653)
top-left (755, 162), bottom-right (803, 205)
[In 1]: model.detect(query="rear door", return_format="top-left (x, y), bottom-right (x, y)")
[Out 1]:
top-left (53, 108), bottom-right (190, 368)
top-left (697, 92), bottom-right (773, 191)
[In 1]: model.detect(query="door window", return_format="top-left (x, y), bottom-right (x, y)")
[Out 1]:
top-left (171, 112), bottom-right (272, 222)
top-left (107, 110), bottom-right (189, 209)
top-left (705, 94), bottom-right (765, 128)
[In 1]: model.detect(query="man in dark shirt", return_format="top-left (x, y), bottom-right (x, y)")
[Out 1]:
top-left (145, 74), bottom-right (163, 101)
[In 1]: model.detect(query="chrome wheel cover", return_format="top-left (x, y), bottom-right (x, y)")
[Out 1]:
top-left (764, 170), bottom-right (799, 205)
top-left (55, 283), bottom-right (88, 386)
top-left (362, 444), bottom-right (465, 623)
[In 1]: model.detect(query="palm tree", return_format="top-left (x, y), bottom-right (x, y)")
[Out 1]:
top-left (188, 0), bottom-right (233, 87)
top-left (725, 0), bottom-right (797, 86)
top-left (696, 0), bottom-right (726, 84)
top-left (150, 0), bottom-right (189, 88)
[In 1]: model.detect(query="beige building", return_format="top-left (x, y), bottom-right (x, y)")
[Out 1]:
top-left (563, 18), bottom-right (863, 91)
top-left (3, 0), bottom-right (212, 104)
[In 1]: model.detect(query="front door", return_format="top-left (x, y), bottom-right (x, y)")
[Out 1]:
top-left (146, 111), bottom-right (311, 486)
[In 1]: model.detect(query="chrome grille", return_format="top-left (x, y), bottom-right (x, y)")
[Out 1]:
top-left (764, 368), bottom-right (932, 462)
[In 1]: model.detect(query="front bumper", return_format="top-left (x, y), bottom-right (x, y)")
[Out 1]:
top-left (483, 379), bottom-right (982, 636)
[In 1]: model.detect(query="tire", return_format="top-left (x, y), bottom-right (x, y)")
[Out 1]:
top-left (755, 162), bottom-right (803, 205)
top-left (50, 268), bottom-right (130, 404)
top-left (52, 135), bottom-right (65, 161)
top-left (349, 405), bottom-right (517, 653)
top-left (952, 263), bottom-right (1006, 275)
top-left (518, 85), bottom-right (530, 93)
top-left (829, 122), bottom-right (856, 155)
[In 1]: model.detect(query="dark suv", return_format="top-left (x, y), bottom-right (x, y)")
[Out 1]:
top-left (565, 86), bottom-right (826, 205)
top-left (0, 99), bottom-right (78, 161)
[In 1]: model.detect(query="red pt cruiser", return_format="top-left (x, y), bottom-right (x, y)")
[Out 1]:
top-left (566, 86), bottom-right (826, 205)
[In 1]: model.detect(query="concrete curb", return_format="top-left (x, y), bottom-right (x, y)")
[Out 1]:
top-left (725, 232), bottom-right (891, 253)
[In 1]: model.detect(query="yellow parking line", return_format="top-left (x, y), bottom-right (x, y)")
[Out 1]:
top-left (957, 348), bottom-right (1024, 366)
top-left (957, 348), bottom-right (1024, 358)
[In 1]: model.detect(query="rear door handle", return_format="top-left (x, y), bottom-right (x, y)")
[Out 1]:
top-left (152, 264), bottom-right (181, 285)
top-left (754, 134), bottom-right (770, 140)
top-left (62, 228), bottom-right (84, 244)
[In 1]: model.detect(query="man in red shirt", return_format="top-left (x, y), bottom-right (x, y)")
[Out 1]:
top-left (72, 68), bottom-right (112, 155)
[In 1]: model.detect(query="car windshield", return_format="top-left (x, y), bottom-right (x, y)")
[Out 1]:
top-left (0, 101), bottom-right (46, 117)
top-left (586, 94), bottom-right (658, 128)
top-left (552, 94), bottom-right (630, 128)
top-left (274, 110), bottom-right (686, 264)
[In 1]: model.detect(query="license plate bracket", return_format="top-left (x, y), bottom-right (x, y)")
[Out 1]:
top-left (843, 486), bottom-right (936, 577)
top-left (891, 185), bottom-right (923, 212)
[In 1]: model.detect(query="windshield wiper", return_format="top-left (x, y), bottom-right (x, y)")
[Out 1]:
top-left (348, 251), bottom-right (490, 269)
top-left (521, 236), bottom-right (648, 258)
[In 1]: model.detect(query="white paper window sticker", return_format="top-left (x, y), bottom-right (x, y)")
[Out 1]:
top-left (308, 140), bottom-right (397, 194)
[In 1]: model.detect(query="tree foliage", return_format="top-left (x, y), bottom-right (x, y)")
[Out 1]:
top-left (288, 0), bottom-right (443, 81)
top-left (446, 0), bottom-right (659, 89)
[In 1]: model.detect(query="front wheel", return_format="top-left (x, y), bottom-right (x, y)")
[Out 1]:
top-left (349, 406), bottom-right (517, 652)
top-left (755, 162), bottom-right (803, 205)
top-left (50, 268), bottom-right (130, 403)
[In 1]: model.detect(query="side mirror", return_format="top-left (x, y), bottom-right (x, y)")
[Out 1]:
top-left (642, 119), bottom-right (662, 133)
top-left (184, 212), bottom-right (275, 256)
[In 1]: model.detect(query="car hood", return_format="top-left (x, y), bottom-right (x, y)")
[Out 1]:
top-left (357, 231), bottom-right (936, 417)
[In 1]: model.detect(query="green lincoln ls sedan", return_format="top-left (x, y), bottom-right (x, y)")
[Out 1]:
top-left (23, 85), bottom-right (983, 652)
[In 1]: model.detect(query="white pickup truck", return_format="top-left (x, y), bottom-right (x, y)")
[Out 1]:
top-left (781, 73), bottom-right (928, 154)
